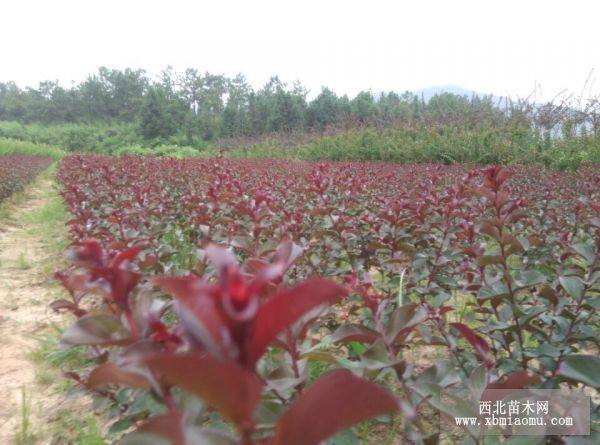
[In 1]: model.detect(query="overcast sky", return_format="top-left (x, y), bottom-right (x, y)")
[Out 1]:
top-left (2, 0), bottom-right (600, 101)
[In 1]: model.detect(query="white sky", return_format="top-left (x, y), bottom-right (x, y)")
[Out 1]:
top-left (2, 0), bottom-right (600, 101)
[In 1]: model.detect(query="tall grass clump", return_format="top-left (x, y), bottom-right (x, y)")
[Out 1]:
top-left (0, 138), bottom-right (65, 160)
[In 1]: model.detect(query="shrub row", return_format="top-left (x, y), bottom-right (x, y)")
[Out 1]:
top-left (0, 154), bottom-right (53, 201)
top-left (54, 156), bottom-right (599, 443)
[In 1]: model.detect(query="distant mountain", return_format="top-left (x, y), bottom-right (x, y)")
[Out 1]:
top-left (375, 84), bottom-right (508, 104)
top-left (414, 84), bottom-right (487, 101)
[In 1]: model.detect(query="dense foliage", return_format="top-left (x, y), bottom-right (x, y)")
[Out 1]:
top-left (0, 137), bottom-right (64, 160)
top-left (222, 125), bottom-right (600, 168)
top-left (0, 154), bottom-right (52, 201)
top-left (55, 156), bottom-right (599, 443)
top-left (2, 67), bottom-right (600, 169)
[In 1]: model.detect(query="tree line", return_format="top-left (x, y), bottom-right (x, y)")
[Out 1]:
top-left (1, 67), bottom-right (598, 147)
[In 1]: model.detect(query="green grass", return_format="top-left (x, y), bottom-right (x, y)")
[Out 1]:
top-left (20, 165), bottom-right (71, 262)
top-left (0, 175), bottom-right (47, 223)
top-left (47, 411), bottom-right (107, 445)
top-left (22, 194), bottom-right (67, 225)
top-left (0, 137), bottom-right (65, 160)
top-left (2, 165), bottom-right (106, 443)
top-left (30, 326), bottom-right (91, 371)
top-left (77, 416), bottom-right (106, 445)
top-left (15, 387), bottom-right (35, 445)
top-left (27, 328), bottom-right (101, 441)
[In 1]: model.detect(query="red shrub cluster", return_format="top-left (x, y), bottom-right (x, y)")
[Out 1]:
top-left (0, 155), bottom-right (52, 201)
top-left (55, 155), bottom-right (600, 443)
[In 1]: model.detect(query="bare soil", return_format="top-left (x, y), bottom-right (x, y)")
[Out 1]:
top-left (0, 175), bottom-right (82, 445)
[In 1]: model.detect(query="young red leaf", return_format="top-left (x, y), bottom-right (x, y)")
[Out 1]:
top-left (450, 322), bottom-right (490, 362)
top-left (145, 353), bottom-right (263, 431)
top-left (152, 275), bottom-right (227, 355)
top-left (273, 369), bottom-right (399, 445)
top-left (68, 238), bottom-right (104, 267)
top-left (244, 278), bottom-right (346, 367)
top-left (111, 243), bottom-right (146, 268)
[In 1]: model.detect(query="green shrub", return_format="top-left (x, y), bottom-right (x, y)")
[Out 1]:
top-left (223, 125), bottom-right (600, 169)
top-left (114, 144), bottom-right (203, 158)
top-left (0, 138), bottom-right (65, 160)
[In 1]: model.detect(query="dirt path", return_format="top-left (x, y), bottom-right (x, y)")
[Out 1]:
top-left (0, 171), bottom-right (81, 445)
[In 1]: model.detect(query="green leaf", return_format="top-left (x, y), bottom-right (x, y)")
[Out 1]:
top-left (349, 341), bottom-right (366, 355)
top-left (468, 364), bottom-right (488, 400)
top-left (329, 324), bottom-right (379, 345)
top-left (109, 418), bottom-right (137, 435)
top-left (477, 282), bottom-right (508, 300)
top-left (518, 307), bottom-right (545, 327)
top-left (559, 276), bottom-right (585, 300)
top-left (572, 242), bottom-right (595, 264)
top-left (360, 340), bottom-right (395, 371)
top-left (331, 429), bottom-right (360, 445)
top-left (558, 354), bottom-right (600, 387)
top-left (531, 343), bottom-right (561, 358)
top-left (514, 270), bottom-right (546, 290)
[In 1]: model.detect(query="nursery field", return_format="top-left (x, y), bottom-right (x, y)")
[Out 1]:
top-left (49, 155), bottom-right (600, 444)
top-left (0, 155), bottom-right (52, 201)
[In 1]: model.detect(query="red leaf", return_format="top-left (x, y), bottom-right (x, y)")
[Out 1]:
top-left (330, 324), bottom-right (380, 344)
top-left (273, 369), bottom-right (399, 445)
top-left (111, 268), bottom-right (141, 309)
top-left (70, 239), bottom-right (104, 267)
top-left (438, 306), bottom-right (454, 316)
top-left (137, 411), bottom-right (186, 445)
top-left (145, 353), bottom-right (263, 431)
top-left (244, 278), bottom-right (346, 367)
top-left (485, 370), bottom-right (540, 391)
top-left (54, 270), bottom-right (90, 295)
top-left (152, 275), bottom-right (227, 355)
top-left (111, 243), bottom-right (146, 268)
top-left (49, 299), bottom-right (86, 317)
top-left (482, 370), bottom-right (540, 401)
top-left (450, 322), bottom-right (490, 362)
top-left (87, 362), bottom-right (150, 390)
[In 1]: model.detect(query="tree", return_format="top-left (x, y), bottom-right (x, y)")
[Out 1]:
top-left (351, 91), bottom-right (376, 123)
top-left (138, 87), bottom-right (178, 141)
top-left (307, 87), bottom-right (346, 130)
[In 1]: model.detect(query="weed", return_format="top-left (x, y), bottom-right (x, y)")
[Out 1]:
top-left (15, 386), bottom-right (34, 445)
